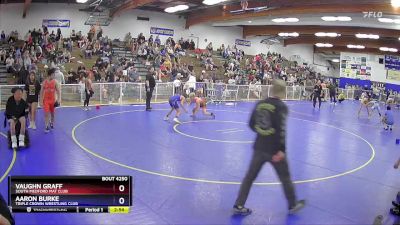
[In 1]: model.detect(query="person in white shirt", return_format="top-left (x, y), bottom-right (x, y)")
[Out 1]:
top-left (228, 76), bottom-right (236, 85)
top-left (173, 73), bottom-right (182, 94)
top-left (0, 49), bottom-right (6, 63)
top-left (5, 56), bottom-right (14, 72)
top-left (54, 67), bottom-right (65, 84)
top-left (187, 73), bottom-right (196, 93)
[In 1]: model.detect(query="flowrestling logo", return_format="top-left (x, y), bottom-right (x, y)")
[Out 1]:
top-left (150, 27), bottom-right (174, 36)
top-left (363, 12), bottom-right (383, 18)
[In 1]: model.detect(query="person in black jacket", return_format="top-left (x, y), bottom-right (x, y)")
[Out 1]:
top-left (145, 69), bottom-right (156, 111)
top-left (233, 79), bottom-right (305, 215)
top-left (0, 193), bottom-right (14, 225)
top-left (6, 88), bottom-right (28, 148)
top-left (24, 71), bottom-right (41, 130)
top-left (328, 81), bottom-right (337, 104)
top-left (313, 80), bottom-right (323, 109)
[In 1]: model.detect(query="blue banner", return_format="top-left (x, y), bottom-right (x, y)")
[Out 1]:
top-left (339, 77), bottom-right (372, 89)
top-left (235, 39), bottom-right (251, 47)
top-left (42, 19), bottom-right (70, 28)
top-left (150, 27), bottom-right (174, 36)
top-left (385, 55), bottom-right (400, 71)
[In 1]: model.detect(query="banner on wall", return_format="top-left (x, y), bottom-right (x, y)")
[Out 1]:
top-left (42, 19), bottom-right (70, 28)
top-left (385, 55), bottom-right (400, 71)
top-left (150, 27), bottom-right (174, 36)
top-left (340, 53), bottom-right (371, 79)
top-left (235, 39), bottom-right (251, 47)
top-left (387, 70), bottom-right (400, 81)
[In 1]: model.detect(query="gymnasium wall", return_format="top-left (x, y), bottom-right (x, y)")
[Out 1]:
top-left (0, 3), bottom-right (336, 76)
top-left (340, 52), bottom-right (400, 85)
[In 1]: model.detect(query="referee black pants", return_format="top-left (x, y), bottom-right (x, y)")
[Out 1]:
top-left (313, 94), bottom-right (322, 108)
top-left (146, 88), bottom-right (154, 110)
top-left (330, 92), bottom-right (336, 103)
top-left (235, 150), bottom-right (297, 208)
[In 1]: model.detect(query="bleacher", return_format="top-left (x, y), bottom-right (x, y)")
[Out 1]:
top-left (112, 45), bottom-right (149, 80)
top-left (0, 43), bottom-right (11, 84)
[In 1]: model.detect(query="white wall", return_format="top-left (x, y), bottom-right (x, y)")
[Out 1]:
top-left (241, 36), bottom-right (337, 76)
top-left (0, 3), bottom-right (243, 50)
top-left (339, 52), bottom-right (399, 85)
top-left (0, 3), bottom-right (335, 75)
top-left (0, 3), bottom-right (90, 36)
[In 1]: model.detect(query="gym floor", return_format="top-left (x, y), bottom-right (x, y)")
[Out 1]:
top-left (0, 100), bottom-right (399, 225)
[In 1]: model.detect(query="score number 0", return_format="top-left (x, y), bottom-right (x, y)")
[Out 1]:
top-left (118, 184), bottom-right (126, 205)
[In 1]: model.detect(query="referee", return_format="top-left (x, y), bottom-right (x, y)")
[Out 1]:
top-left (145, 68), bottom-right (156, 111)
top-left (233, 79), bottom-right (305, 215)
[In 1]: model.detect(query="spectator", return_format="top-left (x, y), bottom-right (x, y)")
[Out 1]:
top-left (138, 33), bottom-right (145, 44)
top-left (154, 35), bottom-right (161, 46)
top-left (54, 67), bottom-right (65, 84)
top-left (6, 87), bottom-right (28, 148)
top-left (228, 76), bottom-right (236, 85)
top-left (173, 74), bottom-right (182, 94)
top-left (0, 31), bottom-right (5, 43)
top-left (6, 55), bottom-right (15, 73)
top-left (189, 39), bottom-right (195, 50)
top-left (187, 73), bottom-right (196, 93)
top-left (0, 48), bottom-right (6, 63)
top-left (17, 66), bottom-right (29, 84)
top-left (206, 42), bottom-right (213, 52)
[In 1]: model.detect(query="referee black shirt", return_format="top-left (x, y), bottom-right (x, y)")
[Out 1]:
top-left (145, 73), bottom-right (156, 90)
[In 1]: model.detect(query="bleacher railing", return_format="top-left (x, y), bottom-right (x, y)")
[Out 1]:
top-left (0, 82), bottom-right (362, 109)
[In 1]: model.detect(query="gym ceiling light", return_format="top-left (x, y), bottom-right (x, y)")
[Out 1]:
top-left (347, 45), bottom-right (365, 49)
top-left (380, 47), bottom-right (398, 52)
top-left (278, 32), bottom-right (299, 37)
top-left (355, 34), bottom-right (380, 39)
top-left (315, 43), bottom-right (333, 48)
top-left (202, 0), bottom-right (225, 6)
top-left (315, 32), bottom-right (341, 37)
top-left (321, 16), bottom-right (352, 22)
top-left (272, 18), bottom-right (299, 23)
top-left (164, 5), bottom-right (189, 13)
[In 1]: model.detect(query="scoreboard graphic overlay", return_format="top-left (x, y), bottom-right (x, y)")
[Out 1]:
top-left (8, 176), bottom-right (132, 213)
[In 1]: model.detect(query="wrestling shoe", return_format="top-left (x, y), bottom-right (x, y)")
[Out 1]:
top-left (50, 122), bottom-right (54, 129)
top-left (391, 207), bottom-right (400, 216)
top-left (31, 122), bottom-right (36, 130)
top-left (173, 117), bottom-right (181, 124)
top-left (232, 205), bottom-right (252, 216)
top-left (211, 113), bottom-right (216, 119)
top-left (45, 127), bottom-right (50, 133)
top-left (163, 116), bottom-right (169, 121)
top-left (18, 135), bottom-right (25, 147)
top-left (289, 200), bottom-right (306, 214)
top-left (11, 136), bottom-right (17, 149)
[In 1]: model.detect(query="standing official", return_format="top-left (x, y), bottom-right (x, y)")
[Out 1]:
top-left (145, 68), bottom-right (156, 111)
top-left (233, 79), bottom-right (305, 215)
top-left (313, 80), bottom-right (323, 109)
